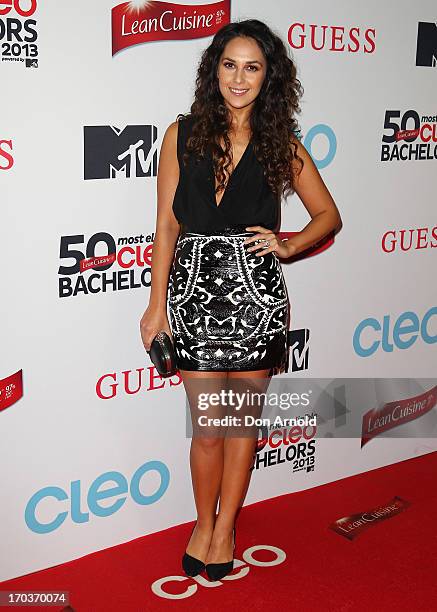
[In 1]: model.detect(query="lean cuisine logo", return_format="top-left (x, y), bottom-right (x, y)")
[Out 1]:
top-left (0, 370), bottom-right (23, 412)
top-left (330, 497), bottom-right (410, 540)
top-left (112, 0), bottom-right (231, 55)
top-left (361, 384), bottom-right (437, 447)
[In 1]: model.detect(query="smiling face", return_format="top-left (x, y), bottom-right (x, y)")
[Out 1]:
top-left (217, 36), bottom-right (267, 113)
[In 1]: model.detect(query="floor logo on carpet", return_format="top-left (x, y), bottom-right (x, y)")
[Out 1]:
top-left (330, 496), bottom-right (410, 540)
top-left (150, 545), bottom-right (286, 599)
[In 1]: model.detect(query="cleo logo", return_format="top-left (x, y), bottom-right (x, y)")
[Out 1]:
top-left (25, 461), bottom-right (170, 533)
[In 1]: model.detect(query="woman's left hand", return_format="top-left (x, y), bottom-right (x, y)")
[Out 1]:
top-left (244, 225), bottom-right (298, 258)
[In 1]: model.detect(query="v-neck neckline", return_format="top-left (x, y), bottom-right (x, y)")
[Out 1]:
top-left (211, 139), bottom-right (252, 208)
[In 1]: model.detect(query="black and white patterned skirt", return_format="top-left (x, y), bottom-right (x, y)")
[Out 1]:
top-left (168, 224), bottom-right (290, 374)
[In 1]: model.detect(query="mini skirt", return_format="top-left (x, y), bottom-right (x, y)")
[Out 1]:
top-left (168, 224), bottom-right (290, 374)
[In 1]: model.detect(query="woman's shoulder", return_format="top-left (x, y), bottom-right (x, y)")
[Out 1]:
top-left (163, 113), bottom-right (191, 131)
top-left (161, 121), bottom-right (178, 156)
top-left (175, 112), bottom-right (194, 127)
top-left (162, 114), bottom-right (195, 166)
top-left (164, 113), bottom-right (194, 143)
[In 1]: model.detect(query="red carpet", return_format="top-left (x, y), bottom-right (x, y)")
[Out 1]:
top-left (2, 452), bottom-right (437, 611)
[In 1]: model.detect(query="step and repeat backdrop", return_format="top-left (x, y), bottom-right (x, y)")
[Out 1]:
top-left (1, 0), bottom-right (436, 581)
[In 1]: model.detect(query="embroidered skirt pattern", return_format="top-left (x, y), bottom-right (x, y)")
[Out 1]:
top-left (168, 225), bottom-right (290, 373)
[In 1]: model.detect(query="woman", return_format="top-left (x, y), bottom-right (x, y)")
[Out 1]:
top-left (140, 19), bottom-right (341, 581)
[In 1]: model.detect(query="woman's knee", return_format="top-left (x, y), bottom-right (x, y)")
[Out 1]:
top-left (192, 435), bottom-right (224, 452)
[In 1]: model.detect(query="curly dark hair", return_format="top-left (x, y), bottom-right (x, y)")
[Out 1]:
top-left (179, 19), bottom-right (304, 201)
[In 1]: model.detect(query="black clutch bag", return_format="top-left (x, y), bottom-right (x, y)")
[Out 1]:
top-left (147, 331), bottom-right (177, 376)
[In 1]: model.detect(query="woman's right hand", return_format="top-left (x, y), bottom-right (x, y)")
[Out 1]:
top-left (140, 305), bottom-right (173, 352)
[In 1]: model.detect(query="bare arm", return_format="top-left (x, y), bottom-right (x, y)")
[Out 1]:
top-left (245, 137), bottom-right (342, 258)
top-left (140, 120), bottom-right (181, 350)
top-left (287, 137), bottom-right (342, 255)
top-left (148, 120), bottom-right (181, 309)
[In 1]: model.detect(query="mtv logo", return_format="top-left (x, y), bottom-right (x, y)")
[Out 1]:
top-left (287, 328), bottom-right (310, 372)
top-left (84, 125), bottom-right (158, 180)
top-left (416, 22), bottom-right (437, 67)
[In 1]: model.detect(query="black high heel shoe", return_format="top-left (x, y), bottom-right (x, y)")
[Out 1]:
top-left (205, 527), bottom-right (235, 581)
top-left (182, 523), bottom-right (206, 577)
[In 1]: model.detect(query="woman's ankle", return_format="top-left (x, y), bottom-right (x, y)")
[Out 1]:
top-left (195, 517), bottom-right (215, 530)
top-left (211, 519), bottom-right (235, 537)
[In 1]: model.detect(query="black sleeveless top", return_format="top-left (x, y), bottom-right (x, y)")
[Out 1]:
top-left (172, 114), bottom-right (280, 233)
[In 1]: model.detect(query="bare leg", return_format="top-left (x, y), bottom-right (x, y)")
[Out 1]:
top-left (180, 369), bottom-right (228, 563)
top-left (205, 369), bottom-right (272, 564)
